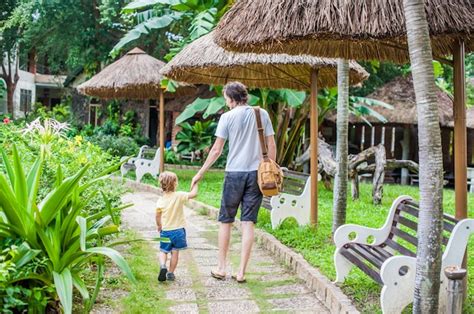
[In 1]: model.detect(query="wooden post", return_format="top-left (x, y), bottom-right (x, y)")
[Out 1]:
top-left (401, 126), bottom-right (411, 185)
top-left (453, 41), bottom-right (467, 220)
top-left (310, 69), bottom-right (319, 226)
top-left (159, 90), bottom-right (165, 173)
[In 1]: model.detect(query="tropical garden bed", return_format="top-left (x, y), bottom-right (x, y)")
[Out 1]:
top-left (137, 168), bottom-right (474, 313)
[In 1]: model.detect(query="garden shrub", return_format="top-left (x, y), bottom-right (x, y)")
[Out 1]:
top-left (0, 119), bottom-right (135, 312)
top-left (86, 134), bottom-right (140, 157)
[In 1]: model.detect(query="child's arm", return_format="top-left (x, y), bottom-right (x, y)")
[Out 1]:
top-left (155, 210), bottom-right (162, 232)
top-left (187, 182), bottom-right (199, 199)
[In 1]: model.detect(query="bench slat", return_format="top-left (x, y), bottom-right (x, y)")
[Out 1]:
top-left (350, 244), bottom-right (387, 268)
top-left (391, 227), bottom-right (418, 246)
top-left (371, 245), bottom-right (393, 260)
top-left (404, 200), bottom-right (458, 224)
top-left (399, 204), bottom-right (419, 218)
top-left (384, 238), bottom-right (416, 257)
top-left (395, 215), bottom-right (418, 232)
top-left (340, 248), bottom-right (383, 284)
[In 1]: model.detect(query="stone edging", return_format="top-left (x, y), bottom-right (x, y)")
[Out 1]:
top-left (116, 178), bottom-right (359, 314)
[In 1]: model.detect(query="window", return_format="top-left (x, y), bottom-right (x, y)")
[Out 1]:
top-left (20, 89), bottom-right (32, 113)
top-left (89, 103), bottom-right (101, 127)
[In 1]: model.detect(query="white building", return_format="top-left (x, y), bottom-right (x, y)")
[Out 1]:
top-left (0, 50), bottom-right (66, 118)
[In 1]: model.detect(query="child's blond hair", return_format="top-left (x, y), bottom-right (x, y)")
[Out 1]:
top-left (159, 171), bottom-right (178, 192)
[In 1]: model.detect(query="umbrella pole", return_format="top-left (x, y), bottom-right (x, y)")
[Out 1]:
top-left (310, 69), bottom-right (319, 226)
top-left (453, 40), bottom-right (467, 220)
top-left (159, 90), bottom-right (165, 173)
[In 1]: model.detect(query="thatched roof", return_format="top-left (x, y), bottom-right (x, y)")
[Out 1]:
top-left (448, 107), bottom-right (474, 129)
top-left (215, 0), bottom-right (474, 63)
top-left (160, 32), bottom-right (368, 90)
top-left (326, 75), bottom-right (454, 126)
top-left (77, 48), bottom-right (194, 99)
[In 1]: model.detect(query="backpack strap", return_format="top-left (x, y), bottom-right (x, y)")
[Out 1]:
top-left (254, 107), bottom-right (269, 160)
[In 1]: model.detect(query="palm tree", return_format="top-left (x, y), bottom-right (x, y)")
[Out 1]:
top-left (332, 59), bottom-right (349, 233)
top-left (403, 0), bottom-right (444, 312)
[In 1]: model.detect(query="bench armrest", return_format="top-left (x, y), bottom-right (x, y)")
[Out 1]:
top-left (334, 195), bottom-right (414, 248)
top-left (333, 224), bottom-right (389, 248)
top-left (380, 255), bottom-right (416, 286)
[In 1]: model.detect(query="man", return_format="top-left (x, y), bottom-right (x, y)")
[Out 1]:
top-left (191, 81), bottom-right (276, 282)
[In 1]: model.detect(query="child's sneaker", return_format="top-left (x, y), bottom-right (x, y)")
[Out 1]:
top-left (166, 272), bottom-right (175, 281)
top-left (158, 266), bottom-right (167, 282)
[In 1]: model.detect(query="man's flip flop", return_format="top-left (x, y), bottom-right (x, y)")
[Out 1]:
top-left (210, 270), bottom-right (226, 280)
top-left (231, 275), bottom-right (247, 283)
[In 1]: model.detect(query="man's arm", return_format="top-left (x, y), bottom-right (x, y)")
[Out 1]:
top-left (266, 135), bottom-right (277, 161)
top-left (155, 211), bottom-right (162, 232)
top-left (191, 137), bottom-right (226, 187)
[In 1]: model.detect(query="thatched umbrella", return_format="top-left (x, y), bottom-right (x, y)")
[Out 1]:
top-left (161, 32), bottom-right (369, 224)
top-left (160, 32), bottom-right (368, 90)
top-left (215, 0), bottom-right (473, 220)
top-left (78, 47), bottom-right (193, 173)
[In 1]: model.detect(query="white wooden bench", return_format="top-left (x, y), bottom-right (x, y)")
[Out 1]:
top-left (120, 145), bottom-right (161, 182)
top-left (334, 195), bottom-right (474, 313)
top-left (468, 167), bottom-right (474, 193)
top-left (261, 169), bottom-right (313, 229)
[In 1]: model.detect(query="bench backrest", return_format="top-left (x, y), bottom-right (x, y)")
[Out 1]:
top-left (385, 199), bottom-right (458, 257)
top-left (262, 169), bottom-right (309, 209)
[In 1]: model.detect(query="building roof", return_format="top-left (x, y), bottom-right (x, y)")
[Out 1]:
top-left (326, 75), bottom-right (454, 126)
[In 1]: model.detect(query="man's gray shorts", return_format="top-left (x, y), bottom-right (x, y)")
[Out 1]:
top-left (219, 171), bottom-right (263, 223)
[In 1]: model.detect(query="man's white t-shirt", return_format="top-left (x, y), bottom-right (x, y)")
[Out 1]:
top-left (215, 105), bottom-right (274, 172)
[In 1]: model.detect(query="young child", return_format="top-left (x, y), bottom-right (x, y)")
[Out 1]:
top-left (156, 171), bottom-right (198, 282)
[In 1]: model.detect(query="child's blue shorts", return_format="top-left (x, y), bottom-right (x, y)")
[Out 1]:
top-left (160, 228), bottom-right (187, 253)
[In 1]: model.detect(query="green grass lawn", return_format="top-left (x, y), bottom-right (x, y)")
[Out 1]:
top-left (139, 169), bottom-right (474, 313)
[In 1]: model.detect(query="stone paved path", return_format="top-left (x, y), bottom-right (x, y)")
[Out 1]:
top-left (121, 191), bottom-right (329, 313)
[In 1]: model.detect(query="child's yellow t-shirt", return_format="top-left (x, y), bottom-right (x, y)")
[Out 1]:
top-left (156, 191), bottom-right (189, 231)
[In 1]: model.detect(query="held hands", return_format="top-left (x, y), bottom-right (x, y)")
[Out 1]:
top-left (191, 172), bottom-right (203, 189)
top-left (157, 225), bottom-right (162, 233)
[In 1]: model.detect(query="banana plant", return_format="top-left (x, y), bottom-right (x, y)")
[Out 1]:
top-left (0, 146), bottom-right (135, 314)
top-left (111, 0), bottom-right (231, 56)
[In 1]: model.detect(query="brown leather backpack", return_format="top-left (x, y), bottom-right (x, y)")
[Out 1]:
top-left (254, 107), bottom-right (283, 196)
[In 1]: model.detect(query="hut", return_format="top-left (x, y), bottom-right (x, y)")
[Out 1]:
top-left (324, 75), bottom-right (462, 184)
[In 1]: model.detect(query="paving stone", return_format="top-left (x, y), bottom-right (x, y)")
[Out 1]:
top-left (208, 300), bottom-right (260, 313)
top-left (206, 286), bottom-right (251, 300)
top-left (249, 264), bottom-right (285, 273)
top-left (166, 288), bottom-right (197, 301)
top-left (169, 303), bottom-right (199, 314)
top-left (187, 237), bottom-right (209, 244)
top-left (259, 273), bottom-right (294, 282)
top-left (167, 275), bottom-right (193, 288)
top-left (268, 295), bottom-right (329, 312)
top-left (193, 256), bottom-right (219, 266)
top-left (203, 277), bottom-right (239, 288)
top-left (265, 283), bottom-right (310, 295)
top-left (192, 249), bottom-right (219, 258)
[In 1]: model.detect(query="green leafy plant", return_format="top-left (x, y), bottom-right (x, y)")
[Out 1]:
top-left (111, 0), bottom-right (231, 58)
top-left (176, 121), bottom-right (216, 161)
top-left (87, 134), bottom-right (140, 157)
top-left (0, 146), bottom-right (136, 313)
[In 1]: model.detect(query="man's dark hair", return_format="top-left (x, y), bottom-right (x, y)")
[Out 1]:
top-left (223, 81), bottom-right (248, 105)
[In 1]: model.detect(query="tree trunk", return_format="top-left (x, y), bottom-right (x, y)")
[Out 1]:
top-left (403, 0), bottom-right (444, 312)
top-left (332, 59), bottom-right (349, 233)
top-left (6, 84), bottom-right (14, 118)
top-left (372, 145), bottom-right (386, 205)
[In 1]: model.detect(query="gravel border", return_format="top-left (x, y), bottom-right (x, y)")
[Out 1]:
top-left (115, 177), bottom-right (359, 314)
